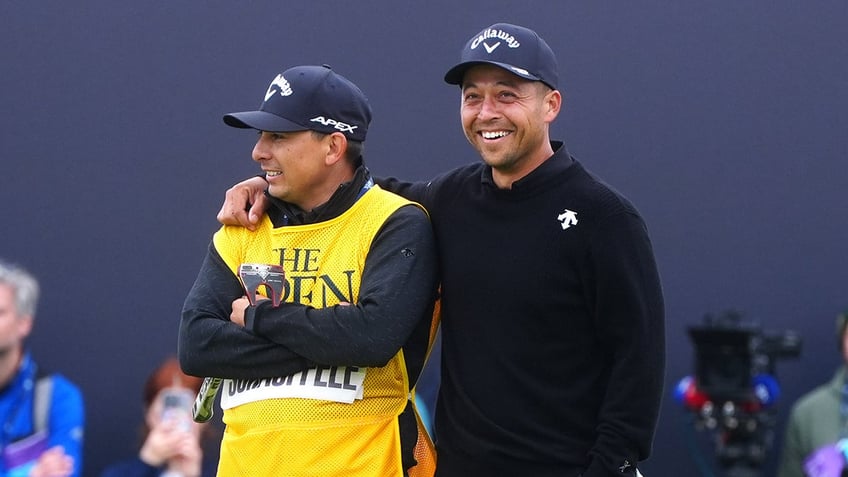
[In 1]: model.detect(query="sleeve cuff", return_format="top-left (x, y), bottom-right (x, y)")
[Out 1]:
top-left (582, 457), bottom-right (639, 477)
top-left (244, 300), bottom-right (276, 334)
top-left (244, 304), bottom-right (259, 333)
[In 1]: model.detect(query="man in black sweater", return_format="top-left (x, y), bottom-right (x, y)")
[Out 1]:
top-left (216, 23), bottom-right (665, 477)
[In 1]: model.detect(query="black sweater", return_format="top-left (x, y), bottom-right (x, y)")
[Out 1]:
top-left (380, 142), bottom-right (665, 477)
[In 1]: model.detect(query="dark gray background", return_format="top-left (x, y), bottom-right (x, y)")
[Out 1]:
top-left (2, 1), bottom-right (846, 475)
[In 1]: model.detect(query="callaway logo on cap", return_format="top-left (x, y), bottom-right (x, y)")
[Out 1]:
top-left (223, 64), bottom-right (371, 142)
top-left (444, 23), bottom-right (559, 90)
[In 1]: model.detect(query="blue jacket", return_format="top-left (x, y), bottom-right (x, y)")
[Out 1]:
top-left (0, 352), bottom-right (85, 477)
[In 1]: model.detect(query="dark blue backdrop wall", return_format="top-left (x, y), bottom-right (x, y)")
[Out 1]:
top-left (2, 2), bottom-right (846, 476)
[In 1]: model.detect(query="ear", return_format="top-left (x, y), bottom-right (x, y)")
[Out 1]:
top-left (324, 132), bottom-right (348, 166)
top-left (544, 89), bottom-right (562, 123)
top-left (17, 315), bottom-right (33, 340)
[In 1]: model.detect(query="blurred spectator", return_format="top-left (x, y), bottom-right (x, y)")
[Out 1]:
top-left (0, 259), bottom-right (84, 477)
top-left (99, 357), bottom-right (218, 477)
top-left (778, 311), bottom-right (848, 477)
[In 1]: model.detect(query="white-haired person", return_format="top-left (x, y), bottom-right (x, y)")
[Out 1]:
top-left (0, 259), bottom-right (84, 477)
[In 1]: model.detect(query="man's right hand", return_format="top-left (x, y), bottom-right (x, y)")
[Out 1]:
top-left (216, 176), bottom-right (269, 231)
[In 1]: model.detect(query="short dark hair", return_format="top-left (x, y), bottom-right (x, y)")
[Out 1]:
top-left (310, 131), bottom-right (364, 166)
top-left (346, 140), bottom-right (364, 167)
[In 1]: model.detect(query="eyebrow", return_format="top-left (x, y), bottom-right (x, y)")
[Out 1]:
top-left (462, 78), bottom-right (521, 90)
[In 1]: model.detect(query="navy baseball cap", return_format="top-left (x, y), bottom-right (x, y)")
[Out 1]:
top-left (224, 65), bottom-right (371, 142)
top-left (444, 23), bottom-right (559, 90)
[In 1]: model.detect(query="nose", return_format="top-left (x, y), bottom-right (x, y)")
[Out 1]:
top-left (252, 134), bottom-right (270, 162)
top-left (477, 95), bottom-right (501, 121)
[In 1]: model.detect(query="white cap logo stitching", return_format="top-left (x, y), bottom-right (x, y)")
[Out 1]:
top-left (470, 28), bottom-right (521, 51)
top-left (310, 116), bottom-right (358, 133)
top-left (265, 74), bottom-right (293, 102)
top-left (483, 41), bottom-right (501, 54)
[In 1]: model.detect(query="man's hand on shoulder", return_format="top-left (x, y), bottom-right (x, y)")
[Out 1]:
top-left (217, 176), bottom-right (270, 230)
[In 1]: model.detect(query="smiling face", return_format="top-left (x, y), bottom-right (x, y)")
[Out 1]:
top-left (460, 64), bottom-right (561, 189)
top-left (252, 130), bottom-right (345, 211)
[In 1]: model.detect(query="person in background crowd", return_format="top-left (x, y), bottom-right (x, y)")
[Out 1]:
top-left (778, 311), bottom-right (848, 477)
top-left (0, 259), bottom-right (84, 477)
top-left (215, 22), bottom-right (665, 477)
top-left (99, 357), bottom-right (218, 477)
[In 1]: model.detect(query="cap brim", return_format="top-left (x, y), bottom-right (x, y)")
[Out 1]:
top-left (444, 60), bottom-right (542, 85)
top-left (223, 110), bottom-right (308, 132)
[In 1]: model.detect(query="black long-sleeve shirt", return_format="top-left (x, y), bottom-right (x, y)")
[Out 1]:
top-left (379, 142), bottom-right (665, 477)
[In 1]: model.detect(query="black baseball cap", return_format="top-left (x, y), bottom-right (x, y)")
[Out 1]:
top-left (444, 23), bottom-right (559, 90)
top-left (224, 64), bottom-right (371, 142)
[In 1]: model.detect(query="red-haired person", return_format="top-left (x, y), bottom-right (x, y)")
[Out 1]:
top-left (99, 358), bottom-right (217, 477)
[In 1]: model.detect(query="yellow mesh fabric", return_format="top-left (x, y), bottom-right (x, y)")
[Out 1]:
top-left (408, 402), bottom-right (437, 477)
top-left (217, 413), bottom-right (403, 476)
top-left (212, 186), bottom-right (426, 476)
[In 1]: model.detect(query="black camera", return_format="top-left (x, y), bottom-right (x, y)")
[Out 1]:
top-left (689, 311), bottom-right (801, 403)
top-left (678, 311), bottom-right (802, 476)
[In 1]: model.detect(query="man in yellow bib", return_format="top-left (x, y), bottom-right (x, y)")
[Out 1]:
top-left (178, 64), bottom-right (439, 477)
